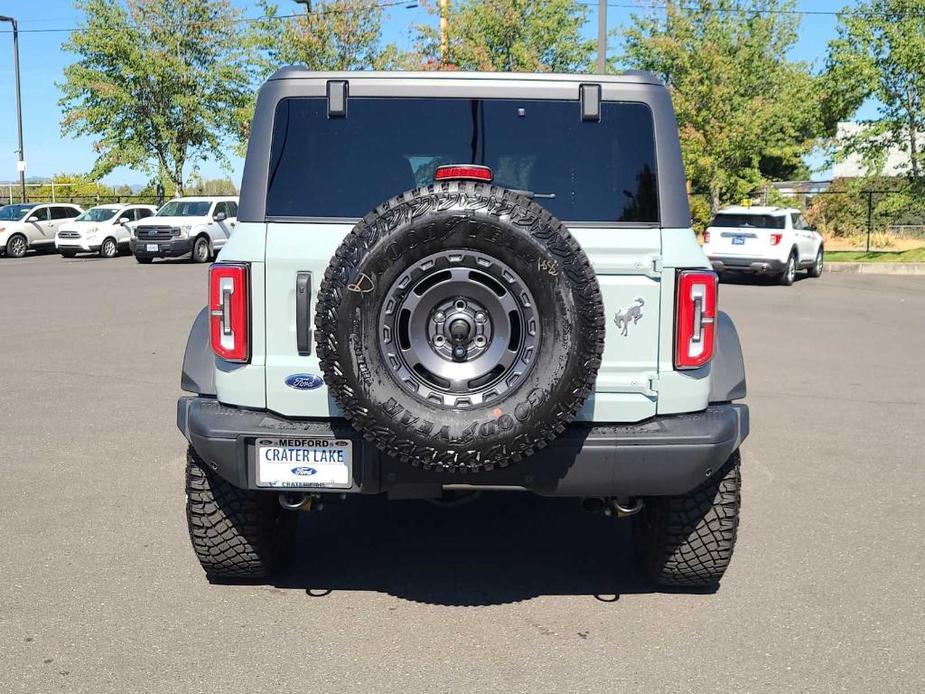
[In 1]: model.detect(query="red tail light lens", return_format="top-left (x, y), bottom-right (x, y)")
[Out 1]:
top-left (703, 231), bottom-right (711, 243)
top-left (675, 270), bottom-right (718, 370)
top-left (209, 263), bottom-right (250, 363)
top-left (770, 233), bottom-right (783, 246)
top-left (434, 165), bottom-right (493, 182)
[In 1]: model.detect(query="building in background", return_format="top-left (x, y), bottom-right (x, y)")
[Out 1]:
top-left (833, 122), bottom-right (914, 178)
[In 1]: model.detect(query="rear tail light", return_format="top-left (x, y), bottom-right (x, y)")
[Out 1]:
top-left (434, 164), bottom-right (493, 182)
top-left (675, 270), bottom-right (718, 370)
top-left (209, 263), bottom-right (250, 363)
top-left (703, 231), bottom-right (711, 243)
top-left (770, 233), bottom-right (783, 246)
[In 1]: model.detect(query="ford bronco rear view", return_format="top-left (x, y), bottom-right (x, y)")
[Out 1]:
top-left (177, 70), bottom-right (749, 588)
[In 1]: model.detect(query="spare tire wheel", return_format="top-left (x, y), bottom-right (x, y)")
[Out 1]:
top-left (316, 182), bottom-right (605, 472)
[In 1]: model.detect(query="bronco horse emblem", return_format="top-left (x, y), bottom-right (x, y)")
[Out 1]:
top-left (614, 297), bottom-right (645, 336)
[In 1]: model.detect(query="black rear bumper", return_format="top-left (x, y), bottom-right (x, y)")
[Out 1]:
top-left (709, 256), bottom-right (786, 274)
top-left (177, 397), bottom-right (748, 498)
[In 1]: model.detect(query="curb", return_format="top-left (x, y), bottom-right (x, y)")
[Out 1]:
top-left (825, 262), bottom-right (925, 275)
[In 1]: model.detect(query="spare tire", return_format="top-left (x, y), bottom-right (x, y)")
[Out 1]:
top-left (316, 182), bottom-right (604, 472)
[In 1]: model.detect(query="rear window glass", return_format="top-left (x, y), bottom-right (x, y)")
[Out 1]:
top-left (711, 214), bottom-right (786, 229)
top-left (266, 97), bottom-right (659, 223)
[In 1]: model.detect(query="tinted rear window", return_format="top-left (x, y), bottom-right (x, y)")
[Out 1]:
top-left (711, 214), bottom-right (785, 229)
top-left (266, 97), bottom-right (659, 222)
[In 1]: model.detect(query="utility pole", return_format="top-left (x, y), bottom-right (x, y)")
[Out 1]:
top-left (596, 0), bottom-right (607, 73)
top-left (439, 0), bottom-right (449, 68)
top-left (0, 16), bottom-right (26, 202)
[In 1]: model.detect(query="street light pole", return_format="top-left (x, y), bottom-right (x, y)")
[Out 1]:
top-left (0, 16), bottom-right (26, 202)
top-left (596, 0), bottom-right (607, 74)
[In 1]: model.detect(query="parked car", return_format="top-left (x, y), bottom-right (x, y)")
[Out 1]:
top-left (176, 70), bottom-right (749, 588)
top-left (56, 204), bottom-right (158, 258)
top-left (0, 203), bottom-right (83, 258)
top-left (130, 196), bottom-right (238, 264)
top-left (702, 206), bottom-right (824, 285)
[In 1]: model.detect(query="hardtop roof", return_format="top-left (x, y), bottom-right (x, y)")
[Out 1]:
top-left (267, 68), bottom-right (664, 86)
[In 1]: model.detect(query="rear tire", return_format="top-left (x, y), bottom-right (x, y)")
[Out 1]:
top-left (6, 234), bottom-right (27, 259)
top-left (634, 450), bottom-right (741, 588)
top-left (779, 253), bottom-right (796, 286)
top-left (185, 446), bottom-right (295, 581)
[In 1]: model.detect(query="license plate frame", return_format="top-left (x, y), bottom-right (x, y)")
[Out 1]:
top-left (254, 437), bottom-right (353, 489)
top-left (145, 243), bottom-right (158, 252)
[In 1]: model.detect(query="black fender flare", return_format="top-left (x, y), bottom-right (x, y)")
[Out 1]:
top-left (180, 307), bottom-right (216, 396)
top-left (709, 311), bottom-right (746, 403)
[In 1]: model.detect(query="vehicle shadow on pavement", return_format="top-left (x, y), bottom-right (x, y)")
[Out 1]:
top-left (272, 493), bottom-right (713, 606)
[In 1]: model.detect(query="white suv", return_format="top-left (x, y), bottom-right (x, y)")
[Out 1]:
top-left (0, 203), bottom-right (84, 258)
top-left (56, 204), bottom-right (158, 258)
top-left (130, 196), bottom-right (238, 264)
top-left (702, 206), bottom-right (824, 286)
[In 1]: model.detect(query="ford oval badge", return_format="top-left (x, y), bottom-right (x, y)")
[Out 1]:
top-left (291, 466), bottom-right (317, 476)
top-left (285, 373), bottom-right (324, 391)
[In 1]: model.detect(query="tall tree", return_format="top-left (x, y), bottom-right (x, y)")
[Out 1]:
top-left (622, 0), bottom-right (837, 210)
top-left (827, 0), bottom-right (925, 178)
top-left (413, 0), bottom-right (595, 72)
top-left (248, 0), bottom-right (403, 73)
top-left (59, 0), bottom-right (251, 193)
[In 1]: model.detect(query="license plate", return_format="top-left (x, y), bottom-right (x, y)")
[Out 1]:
top-left (255, 438), bottom-right (352, 489)
top-left (732, 236), bottom-right (745, 245)
top-left (146, 243), bottom-right (158, 252)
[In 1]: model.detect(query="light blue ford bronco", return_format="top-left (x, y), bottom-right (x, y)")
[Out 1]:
top-left (177, 70), bottom-right (749, 588)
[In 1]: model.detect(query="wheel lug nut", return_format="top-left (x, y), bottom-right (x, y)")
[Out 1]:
top-left (434, 312), bottom-right (445, 322)
top-left (475, 312), bottom-right (486, 323)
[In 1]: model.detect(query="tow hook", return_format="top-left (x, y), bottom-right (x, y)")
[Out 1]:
top-left (581, 496), bottom-right (645, 518)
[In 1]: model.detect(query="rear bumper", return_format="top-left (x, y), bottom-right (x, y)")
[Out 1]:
top-left (177, 397), bottom-right (749, 498)
top-left (130, 237), bottom-right (193, 258)
top-left (709, 255), bottom-right (785, 274)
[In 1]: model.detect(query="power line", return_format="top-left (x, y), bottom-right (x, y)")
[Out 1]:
top-left (0, 0), bottom-right (419, 35)
top-left (579, 1), bottom-right (925, 18)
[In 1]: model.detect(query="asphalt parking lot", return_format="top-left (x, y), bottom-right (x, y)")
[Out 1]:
top-left (1, 252), bottom-right (923, 693)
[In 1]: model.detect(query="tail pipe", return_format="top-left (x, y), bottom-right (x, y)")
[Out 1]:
top-left (580, 496), bottom-right (644, 518)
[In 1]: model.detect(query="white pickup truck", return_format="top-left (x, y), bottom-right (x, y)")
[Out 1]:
top-left (702, 206), bottom-right (824, 285)
top-left (130, 196), bottom-right (238, 264)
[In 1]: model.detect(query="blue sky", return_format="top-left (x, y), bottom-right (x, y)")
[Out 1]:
top-left (0, 0), bottom-right (873, 186)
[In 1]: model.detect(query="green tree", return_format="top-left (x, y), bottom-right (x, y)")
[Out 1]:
top-left (826, 0), bottom-right (925, 178)
top-left (59, 0), bottom-right (251, 194)
top-left (413, 0), bottom-right (595, 72)
top-left (621, 1), bottom-right (839, 210)
top-left (248, 1), bottom-right (403, 73)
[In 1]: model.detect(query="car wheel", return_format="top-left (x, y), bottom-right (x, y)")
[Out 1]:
top-left (634, 450), bottom-right (741, 587)
top-left (99, 237), bottom-right (118, 258)
top-left (192, 236), bottom-right (211, 263)
top-left (779, 252), bottom-right (796, 286)
top-left (135, 256), bottom-right (153, 264)
top-left (5, 234), bottom-right (27, 259)
top-left (185, 446), bottom-right (295, 581)
top-left (315, 182), bottom-right (605, 472)
top-left (808, 247), bottom-right (824, 278)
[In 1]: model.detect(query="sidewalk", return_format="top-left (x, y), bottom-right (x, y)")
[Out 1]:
top-left (826, 262), bottom-right (925, 275)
